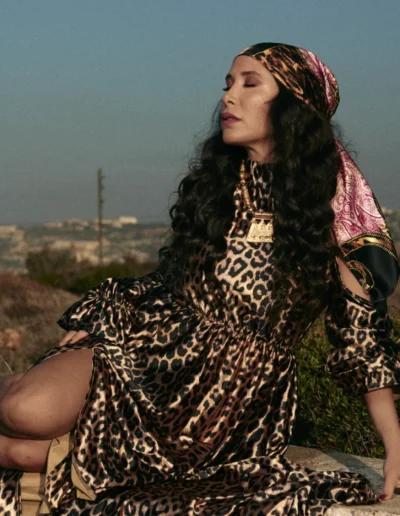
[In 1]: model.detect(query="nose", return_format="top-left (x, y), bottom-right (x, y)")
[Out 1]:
top-left (222, 89), bottom-right (236, 108)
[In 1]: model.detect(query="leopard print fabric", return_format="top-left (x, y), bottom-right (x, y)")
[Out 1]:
top-left (2, 160), bottom-right (399, 515)
top-left (324, 265), bottom-right (400, 396)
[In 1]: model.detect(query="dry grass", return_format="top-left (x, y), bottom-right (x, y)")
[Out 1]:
top-left (0, 274), bottom-right (79, 376)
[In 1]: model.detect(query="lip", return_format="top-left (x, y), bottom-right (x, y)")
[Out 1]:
top-left (221, 118), bottom-right (240, 127)
top-left (221, 112), bottom-right (241, 127)
top-left (221, 112), bottom-right (240, 121)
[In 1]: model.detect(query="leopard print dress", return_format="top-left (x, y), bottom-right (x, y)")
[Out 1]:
top-left (2, 160), bottom-right (400, 515)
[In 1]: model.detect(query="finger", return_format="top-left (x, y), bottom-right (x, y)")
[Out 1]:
top-left (381, 471), bottom-right (398, 500)
top-left (69, 330), bottom-right (89, 343)
top-left (57, 331), bottom-right (77, 347)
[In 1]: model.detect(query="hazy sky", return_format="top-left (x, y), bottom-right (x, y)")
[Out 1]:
top-left (1, 0), bottom-right (399, 225)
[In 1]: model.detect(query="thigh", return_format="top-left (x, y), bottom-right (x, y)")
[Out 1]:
top-left (2, 348), bottom-right (94, 439)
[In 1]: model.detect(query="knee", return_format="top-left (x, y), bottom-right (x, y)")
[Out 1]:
top-left (0, 389), bottom-right (67, 440)
top-left (0, 349), bottom-right (93, 440)
top-left (0, 389), bottom-right (37, 437)
top-left (4, 437), bottom-right (49, 472)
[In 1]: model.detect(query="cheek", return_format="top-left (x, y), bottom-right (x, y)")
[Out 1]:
top-left (245, 97), bottom-right (269, 127)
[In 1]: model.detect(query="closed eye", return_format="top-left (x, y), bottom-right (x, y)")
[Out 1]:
top-left (222, 84), bottom-right (257, 91)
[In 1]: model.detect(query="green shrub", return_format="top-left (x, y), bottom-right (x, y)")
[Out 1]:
top-left (65, 259), bottom-right (158, 295)
top-left (25, 249), bottom-right (158, 294)
top-left (26, 247), bottom-right (79, 281)
top-left (293, 313), bottom-right (400, 458)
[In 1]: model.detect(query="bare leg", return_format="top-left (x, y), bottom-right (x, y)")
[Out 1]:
top-left (0, 348), bottom-right (93, 440)
top-left (0, 433), bottom-right (51, 472)
top-left (0, 373), bottom-right (25, 400)
top-left (0, 374), bottom-right (50, 471)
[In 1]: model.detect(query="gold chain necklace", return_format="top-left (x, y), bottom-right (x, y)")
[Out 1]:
top-left (239, 159), bottom-right (274, 243)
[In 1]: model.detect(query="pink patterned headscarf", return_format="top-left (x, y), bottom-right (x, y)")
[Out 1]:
top-left (237, 42), bottom-right (400, 305)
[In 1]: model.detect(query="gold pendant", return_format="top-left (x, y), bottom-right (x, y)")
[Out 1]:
top-left (246, 213), bottom-right (274, 243)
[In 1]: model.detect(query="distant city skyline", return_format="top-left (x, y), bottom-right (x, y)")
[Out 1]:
top-left (1, 0), bottom-right (399, 225)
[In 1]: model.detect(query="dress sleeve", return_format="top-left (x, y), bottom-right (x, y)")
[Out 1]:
top-left (57, 271), bottom-right (164, 346)
top-left (324, 259), bottom-right (400, 397)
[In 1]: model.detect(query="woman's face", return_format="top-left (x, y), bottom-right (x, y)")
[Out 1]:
top-left (221, 55), bottom-right (279, 159)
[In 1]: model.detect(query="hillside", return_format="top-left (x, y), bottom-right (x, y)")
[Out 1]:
top-left (0, 274), bottom-right (79, 376)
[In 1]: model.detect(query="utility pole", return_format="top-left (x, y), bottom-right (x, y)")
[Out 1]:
top-left (97, 168), bottom-right (104, 266)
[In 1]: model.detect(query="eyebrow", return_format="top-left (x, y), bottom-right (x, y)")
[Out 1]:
top-left (225, 70), bottom-right (263, 81)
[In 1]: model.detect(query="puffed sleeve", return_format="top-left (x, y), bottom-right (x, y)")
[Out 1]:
top-left (57, 271), bottom-right (164, 346)
top-left (324, 259), bottom-right (400, 397)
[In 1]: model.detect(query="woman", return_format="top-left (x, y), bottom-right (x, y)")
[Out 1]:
top-left (1, 42), bottom-right (400, 515)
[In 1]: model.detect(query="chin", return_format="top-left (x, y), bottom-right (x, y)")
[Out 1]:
top-left (222, 133), bottom-right (246, 146)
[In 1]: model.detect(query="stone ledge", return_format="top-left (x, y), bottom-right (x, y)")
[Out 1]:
top-left (286, 445), bottom-right (400, 515)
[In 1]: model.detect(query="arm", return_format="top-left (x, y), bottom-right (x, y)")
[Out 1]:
top-left (364, 387), bottom-right (400, 500)
top-left (326, 257), bottom-right (400, 499)
top-left (364, 388), bottom-right (400, 453)
top-left (57, 271), bottom-right (164, 346)
top-left (335, 257), bottom-right (400, 442)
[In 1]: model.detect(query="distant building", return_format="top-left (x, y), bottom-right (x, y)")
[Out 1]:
top-left (47, 239), bottom-right (112, 265)
top-left (49, 240), bottom-right (109, 251)
top-left (118, 216), bottom-right (138, 225)
top-left (42, 221), bottom-right (64, 228)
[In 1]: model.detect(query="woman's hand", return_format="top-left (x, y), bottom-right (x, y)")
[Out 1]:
top-left (363, 387), bottom-right (400, 500)
top-left (380, 446), bottom-right (400, 501)
top-left (56, 330), bottom-right (90, 347)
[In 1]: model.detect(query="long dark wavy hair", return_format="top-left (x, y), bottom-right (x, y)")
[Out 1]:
top-left (157, 84), bottom-right (349, 326)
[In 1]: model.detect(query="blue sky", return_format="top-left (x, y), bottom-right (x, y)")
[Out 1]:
top-left (1, 0), bottom-right (399, 225)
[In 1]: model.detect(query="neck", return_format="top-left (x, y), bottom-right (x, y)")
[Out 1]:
top-left (245, 141), bottom-right (276, 164)
top-left (247, 151), bottom-right (275, 164)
